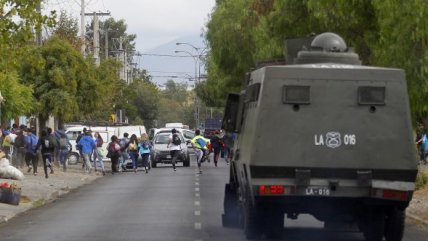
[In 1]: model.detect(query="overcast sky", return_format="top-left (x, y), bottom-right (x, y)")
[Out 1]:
top-left (45, 0), bottom-right (216, 52)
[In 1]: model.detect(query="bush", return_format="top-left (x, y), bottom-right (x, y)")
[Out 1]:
top-left (415, 171), bottom-right (428, 190)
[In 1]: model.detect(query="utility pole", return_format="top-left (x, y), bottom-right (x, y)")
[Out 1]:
top-left (85, 11), bottom-right (110, 66)
top-left (36, 3), bottom-right (42, 46)
top-left (80, 0), bottom-right (85, 56)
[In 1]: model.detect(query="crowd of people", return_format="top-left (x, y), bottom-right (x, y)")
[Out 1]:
top-left (0, 124), bottom-right (236, 178)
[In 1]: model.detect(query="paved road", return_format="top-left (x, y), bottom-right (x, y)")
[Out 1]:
top-left (0, 155), bottom-right (427, 241)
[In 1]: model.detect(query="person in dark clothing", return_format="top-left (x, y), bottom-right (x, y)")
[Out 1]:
top-left (209, 130), bottom-right (223, 167)
top-left (108, 135), bottom-right (121, 174)
top-left (35, 129), bottom-right (57, 178)
top-left (24, 128), bottom-right (39, 175)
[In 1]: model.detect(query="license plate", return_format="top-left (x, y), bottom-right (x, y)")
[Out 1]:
top-left (167, 155), bottom-right (171, 159)
top-left (305, 187), bottom-right (331, 196)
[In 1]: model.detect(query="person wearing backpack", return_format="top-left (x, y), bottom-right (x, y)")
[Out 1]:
top-left (24, 128), bottom-right (39, 175)
top-left (191, 129), bottom-right (210, 174)
top-left (118, 133), bottom-right (130, 172)
top-left (107, 135), bottom-right (121, 174)
top-left (138, 133), bottom-right (151, 173)
top-left (93, 132), bottom-right (106, 175)
top-left (35, 129), bottom-right (57, 178)
top-left (210, 130), bottom-right (223, 167)
top-left (167, 129), bottom-right (182, 171)
top-left (13, 129), bottom-right (26, 169)
top-left (78, 131), bottom-right (96, 174)
top-left (127, 134), bottom-right (139, 173)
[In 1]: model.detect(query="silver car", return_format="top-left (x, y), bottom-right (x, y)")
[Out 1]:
top-left (151, 132), bottom-right (190, 168)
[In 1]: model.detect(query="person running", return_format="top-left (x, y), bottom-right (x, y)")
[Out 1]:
top-left (93, 132), bottom-right (106, 175)
top-left (127, 134), bottom-right (139, 173)
top-left (222, 131), bottom-right (234, 165)
top-left (210, 130), bottom-right (223, 167)
top-left (138, 133), bottom-right (151, 173)
top-left (13, 128), bottom-right (26, 169)
top-left (35, 129), bottom-right (57, 178)
top-left (167, 129), bottom-right (181, 171)
top-left (107, 135), bottom-right (121, 174)
top-left (24, 128), bottom-right (39, 176)
top-left (76, 127), bottom-right (87, 169)
top-left (118, 133), bottom-right (130, 172)
top-left (77, 131), bottom-right (96, 174)
top-left (56, 129), bottom-right (70, 172)
top-left (191, 129), bottom-right (210, 174)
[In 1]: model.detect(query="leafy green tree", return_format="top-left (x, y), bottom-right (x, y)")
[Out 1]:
top-left (52, 11), bottom-right (82, 51)
top-left (20, 36), bottom-right (100, 128)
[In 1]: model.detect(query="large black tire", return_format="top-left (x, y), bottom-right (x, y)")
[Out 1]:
top-left (263, 211), bottom-right (284, 240)
top-left (66, 152), bottom-right (80, 165)
top-left (362, 210), bottom-right (385, 241)
top-left (222, 184), bottom-right (240, 228)
top-left (183, 153), bottom-right (190, 167)
top-left (384, 209), bottom-right (405, 241)
top-left (243, 194), bottom-right (262, 240)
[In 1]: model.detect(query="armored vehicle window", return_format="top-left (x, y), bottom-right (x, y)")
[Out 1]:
top-left (282, 85), bottom-right (310, 104)
top-left (358, 87), bottom-right (385, 105)
top-left (245, 83), bottom-right (261, 103)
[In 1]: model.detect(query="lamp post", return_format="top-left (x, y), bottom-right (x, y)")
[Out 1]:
top-left (175, 50), bottom-right (200, 128)
top-left (175, 43), bottom-right (208, 129)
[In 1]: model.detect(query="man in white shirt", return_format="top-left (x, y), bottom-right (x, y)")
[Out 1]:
top-left (167, 129), bottom-right (181, 171)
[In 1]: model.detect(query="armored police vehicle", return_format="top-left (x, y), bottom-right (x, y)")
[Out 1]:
top-left (221, 32), bottom-right (418, 241)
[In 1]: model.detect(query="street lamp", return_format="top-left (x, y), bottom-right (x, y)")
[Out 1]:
top-left (175, 43), bottom-right (208, 129)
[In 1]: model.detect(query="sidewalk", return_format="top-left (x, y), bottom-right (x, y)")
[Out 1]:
top-left (0, 164), bottom-right (102, 223)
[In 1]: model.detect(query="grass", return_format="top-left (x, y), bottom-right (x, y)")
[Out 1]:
top-left (416, 171), bottom-right (428, 190)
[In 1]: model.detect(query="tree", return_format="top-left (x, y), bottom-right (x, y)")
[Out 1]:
top-left (20, 36), bottom-right (100, 128)
top-left (52, 11), bottom-right (82, 51)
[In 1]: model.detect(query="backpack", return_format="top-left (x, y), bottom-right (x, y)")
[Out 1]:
top-left (59, 137), bottom-right (68, 149)
top-left (129, 141), bottom-right (137, 151)
top-left (44, 135), bottom-right (56, 149)
top-left (196, 137), bottom-right (206, 149)
top-left (142, 141), bottom-right (150, 150)
top-left (119, 138), bottom-right (127, 148)
top-left (172, 134), bottom-right (181, 145)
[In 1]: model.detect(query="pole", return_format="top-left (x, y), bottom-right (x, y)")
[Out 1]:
top-left (105, 29), bottom-right (109, 59)
top-left (81, 0), bottom-right (86, 56)
top-left (93, 13), bottom-right (100, 66)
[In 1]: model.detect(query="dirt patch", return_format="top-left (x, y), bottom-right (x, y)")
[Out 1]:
top-left (408, 185), bottom-right (428, 224)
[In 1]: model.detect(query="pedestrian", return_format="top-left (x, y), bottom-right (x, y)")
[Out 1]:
top-left (35, 129), bottom-right (57, 178)
top-left (77, 131), bottom-right (96, 174)
top-left (222, 131), bottom-right (234, 165)
top-left (13, 129), bottom-right (26, 169)
top-left (127, 134), bottom-right (139, 173)
top-left (2, 130), bottom-right (12, 160)
top-left (76, 127), bottom-right (87, 169)
top-left (138, 133), bottom-right (151, 173)
top-left (56, 129), bottom-right (70, 172)
top-left (93, 132), bottom-right (106, 175)
top-left (107, 135), bottom-right (120, 174)
top-left (118, 133), bottom-right (130, 172)
top-left (191, 129), bottom-right (210, 174)
top-left (209, 130), bottom-right (223, 167)
top-left (167, 129), bottom-right (182, 171)
top-left (24, 128), bottom-right (39, 175)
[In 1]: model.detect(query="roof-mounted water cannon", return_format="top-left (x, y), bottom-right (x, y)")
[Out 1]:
top-left (285, 32), bottom-right (361, 65)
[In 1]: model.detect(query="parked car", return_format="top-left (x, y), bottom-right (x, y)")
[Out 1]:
top-left (151, 132), bottom-right (190, 168)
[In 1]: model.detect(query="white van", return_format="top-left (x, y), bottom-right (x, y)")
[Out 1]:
top-left (115, 125), bottom-right (146, 139)
top-left (65, 126), bottom-right (115, 165)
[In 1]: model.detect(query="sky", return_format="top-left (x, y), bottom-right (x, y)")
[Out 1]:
top-left (44, 0), bottom-right (216, 52)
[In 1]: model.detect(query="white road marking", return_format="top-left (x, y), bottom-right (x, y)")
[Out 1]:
top-left (195, 187), bottom-right (200, 192)
top-left (195, 182), bottom-right (199, 186)
top-left (195, 193), bottom-right (200, 197)
top-left (194, 222), bottom-right (202, 230)
top-left (194, 201), bottom-right (200, 206)
top-left (195, 210), bottom-right (201, 216)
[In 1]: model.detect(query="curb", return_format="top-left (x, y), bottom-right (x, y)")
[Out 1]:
top-left (406, 213), bottom-right (428, 226)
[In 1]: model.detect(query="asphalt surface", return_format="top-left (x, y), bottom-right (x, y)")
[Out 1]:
top-left (0, 154), bottom-right (427, 241)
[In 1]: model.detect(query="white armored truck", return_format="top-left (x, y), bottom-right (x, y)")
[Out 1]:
top-left (221, 32), bottom-right (418, 241)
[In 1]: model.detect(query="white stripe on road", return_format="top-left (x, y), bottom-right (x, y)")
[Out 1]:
top-left (195, 193), bottom-right (200, 197)
top-left (194, 222), bottom-right (202, 230)
top-left (194, 201), bottom-right (200, 206)
top-left (195, 182), bottom-right (199, 186)
top-left (195, 187), bottom-right (199, 192)
top-left (194, 210), bottom-right (201, 216)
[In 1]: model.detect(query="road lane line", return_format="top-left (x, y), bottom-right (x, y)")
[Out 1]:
top-left (195, 193), bottom-right (200, 197)
top-left (194, 210), bottom-right (201, 216)
top-left (195, 187), bottom-right (200, 192)
top-left (194, 201), bottom-right (200, 206)
top-left (195, 182), bottom-right (199, 186)
top-left (194, 222), bottom-right (202, 230)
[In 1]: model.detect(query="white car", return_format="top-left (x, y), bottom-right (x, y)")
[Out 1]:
top-left (151, 132), bottom-right (190, 168)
